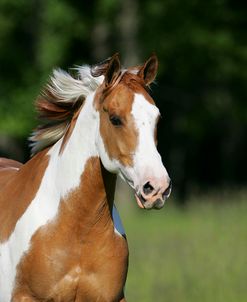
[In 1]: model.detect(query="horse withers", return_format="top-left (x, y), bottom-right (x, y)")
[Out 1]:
top-left (0, 54), bottom-right (171, 301)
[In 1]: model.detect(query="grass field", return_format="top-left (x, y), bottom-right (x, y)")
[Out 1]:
top-left (115, 185), bottom-right (247, 302)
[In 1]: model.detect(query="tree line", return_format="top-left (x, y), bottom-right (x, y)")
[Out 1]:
top-left (0, 0), bottom-right (246, 200)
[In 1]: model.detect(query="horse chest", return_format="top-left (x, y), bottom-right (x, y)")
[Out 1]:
top-left (53, 236), bottom-right (128, 301)
top-left (51, 256), bottom-right (127, 302)
top-left (14, 229), bottom-right (128, 301)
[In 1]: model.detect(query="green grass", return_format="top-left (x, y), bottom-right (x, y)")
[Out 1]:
top-left (115, 186), bottom-right (247, 302)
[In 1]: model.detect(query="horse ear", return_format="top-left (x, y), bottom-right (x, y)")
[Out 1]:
top-left (91, 53), bottom-right (121, 86)
top-left (104, 53), bottom-right (121, 86)
top-left (138, 54), bottom-right (158, 85)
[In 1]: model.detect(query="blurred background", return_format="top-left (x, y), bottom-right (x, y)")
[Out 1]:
top-left (0, 0), bottom-right (246, 301)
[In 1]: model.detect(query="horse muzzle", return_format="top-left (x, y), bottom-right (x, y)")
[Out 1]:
top-left (135, 179), bottom-right (172, 210)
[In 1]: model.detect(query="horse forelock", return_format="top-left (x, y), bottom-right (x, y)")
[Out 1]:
top-left (29, 66), bottom-right (104, 156)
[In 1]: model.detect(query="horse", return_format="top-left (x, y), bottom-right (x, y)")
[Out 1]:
top-left (0, 53), bottom-right (171, 302)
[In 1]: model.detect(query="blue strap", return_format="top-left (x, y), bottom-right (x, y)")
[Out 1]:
top-left (112, 204), bottom-right (125, 236)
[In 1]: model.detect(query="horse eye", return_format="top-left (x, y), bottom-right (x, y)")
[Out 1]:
top-left (109, 115), bottom-right (122, 126)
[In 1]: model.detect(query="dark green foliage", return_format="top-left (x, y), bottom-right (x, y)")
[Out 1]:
top-left (0, 0), bottom-right (246, 199)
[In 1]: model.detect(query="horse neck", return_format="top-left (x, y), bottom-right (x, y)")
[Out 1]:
top-left (49, 94), bottom-right (116, 235)
top-left (58, 158), bottom-right (117, 237)
top-left (51, 93), bottom-right (99, 197)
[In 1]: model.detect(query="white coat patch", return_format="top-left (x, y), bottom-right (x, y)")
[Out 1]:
top-left (0, 93), bottom-right (99, 302)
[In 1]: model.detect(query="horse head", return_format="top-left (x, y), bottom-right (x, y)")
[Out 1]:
top-left (93, 54), bottom-right (172, 209)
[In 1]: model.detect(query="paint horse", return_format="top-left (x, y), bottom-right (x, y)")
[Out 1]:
top-left (0, 54), bottom-right (171, 302)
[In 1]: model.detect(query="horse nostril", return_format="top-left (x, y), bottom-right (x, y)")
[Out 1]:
top-left (143, 181), bottom-right (154, 195)
top-left (163, 180), bottom-right (172, 198)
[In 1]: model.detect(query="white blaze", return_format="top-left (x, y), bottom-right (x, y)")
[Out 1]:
top-left (121, 93), bottom-right (169, 193)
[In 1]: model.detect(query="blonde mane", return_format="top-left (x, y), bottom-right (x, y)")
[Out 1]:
top-left (29, 66), bottom-right (103, 155)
